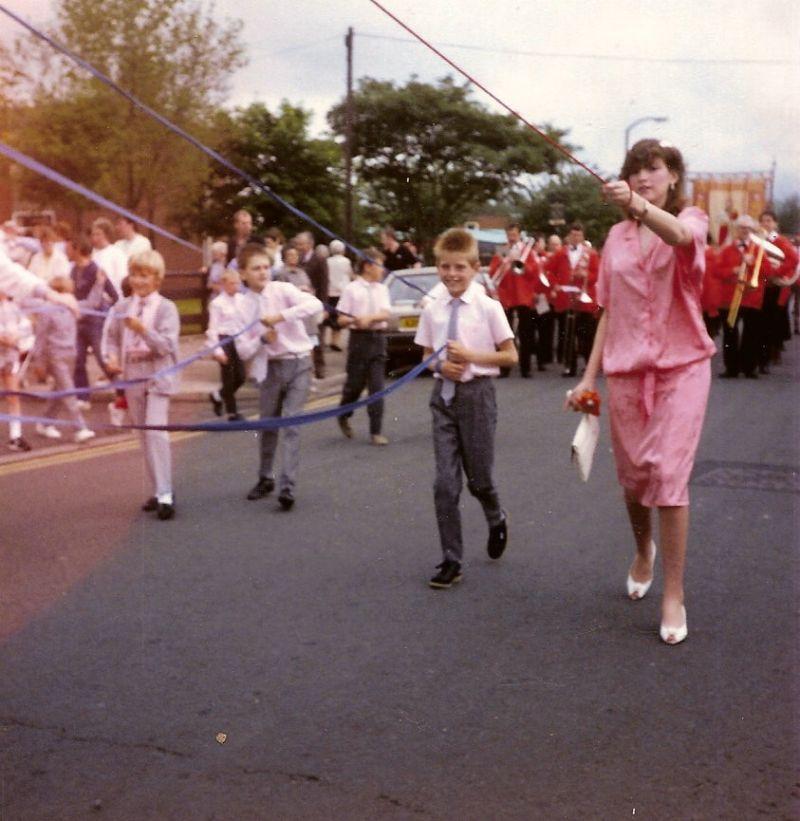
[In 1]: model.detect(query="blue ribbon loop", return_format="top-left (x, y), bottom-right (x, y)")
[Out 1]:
top-left (0, 348), bottom-right (439, 433)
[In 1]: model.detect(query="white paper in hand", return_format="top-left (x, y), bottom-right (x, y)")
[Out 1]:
top-left (571, 413), bottom-right (599, 482)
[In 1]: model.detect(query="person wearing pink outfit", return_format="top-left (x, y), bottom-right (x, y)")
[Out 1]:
top-left (567, 139), bottom-right (715, 646)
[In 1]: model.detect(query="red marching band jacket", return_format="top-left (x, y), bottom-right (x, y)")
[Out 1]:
top-left (545, 244), bottom-right (600, 314)
top-left (715, 242), bottom-right (774, 310)
top-left (768, 233), bottom-right (800, 307)
top-left (488, 242), bottom-right (544, 310)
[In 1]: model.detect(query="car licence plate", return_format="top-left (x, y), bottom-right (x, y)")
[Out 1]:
top-left (399, 316), bottom-right (419, 330)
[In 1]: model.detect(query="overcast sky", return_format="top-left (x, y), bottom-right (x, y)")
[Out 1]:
top-left (4, 0), bottom-right (800, 199)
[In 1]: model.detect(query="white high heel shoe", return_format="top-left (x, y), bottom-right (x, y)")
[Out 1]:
top-left (626, 540), bottom-right (657, 600)
top-left (660, 606), bottom-right (688, 645)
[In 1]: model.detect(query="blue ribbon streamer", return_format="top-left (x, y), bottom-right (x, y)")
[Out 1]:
top-left (0, 318), bottom-right (262, 400)
top-left (0, 5), bottom-right (430, 299)
top-left (0, 141), bottom-right (202, 255)
top-left (0, 348), bottom-right (440, 433)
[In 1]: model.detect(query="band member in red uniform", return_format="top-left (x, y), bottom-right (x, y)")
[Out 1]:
top-left (715, 215), bottom-right (773, 379)
top-left (543, 234), bottom-right (563, 364)
top-left (489, 223), bottom-right (541, 377)
top-left (758, 210), bottom-right (799, 370)
top-left (546, 222), bottom-right (600, 376)
top-left (529, 234), bottom-right (553, 370)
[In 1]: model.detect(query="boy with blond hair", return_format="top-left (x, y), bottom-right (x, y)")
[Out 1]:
top-left (414, 228), bottom-right (518, 589)
top-left (206, 268), bottom-right (250, 421)
top-left (103, 250), bottom-right (181, 520)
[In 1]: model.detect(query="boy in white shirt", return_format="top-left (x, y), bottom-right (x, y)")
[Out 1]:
top-left (336, 247), bottom-right (392, 445)
top-left (239, 245), bottom-right (322, 511)
top-left (414, 228), bottom-right (518, 589)
top-left (206, 268), bottom-right (250, 421)
top-left (103, 251), bottom-right (181, 521)
top-left (0, 291), bottom-right (34, 451)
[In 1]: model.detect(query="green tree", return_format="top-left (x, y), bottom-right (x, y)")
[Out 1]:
top-left (776, 194), bottom-right (799, 235)
top-left (515, 169), bottom-right (618, 246)
top-left (3, 0), bottom-right (244, 229)
top-left (327, 76), bottom-right (570, 250)
top-left (184, 101), bottom-right (344, 241)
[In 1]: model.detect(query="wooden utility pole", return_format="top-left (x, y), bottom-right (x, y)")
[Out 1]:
top-left (344, 26), bottom-right (354, 244)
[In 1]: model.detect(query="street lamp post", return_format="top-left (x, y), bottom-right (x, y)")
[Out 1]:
top-left (624, 116), bottom-right (668, 153)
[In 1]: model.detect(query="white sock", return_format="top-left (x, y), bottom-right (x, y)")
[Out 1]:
top-left (157, 492), bottom-right (173, 505)
top-left (9, 420), bottom-right (21, 439)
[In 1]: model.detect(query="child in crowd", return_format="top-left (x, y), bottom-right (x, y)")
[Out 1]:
top-left (274, 247), bottom-right (322, 344)
top-left (239, 244), bottom-right (322, 511)
top-left (205, 241), bottom-right (229, 296)
top-left (206, 268), bottom-right (251, 421)
top-left (68, 236), bottom-right (118, 409)
top-left (336, 247), bottom-right (392, 445)
top-left (414, 228), bottom-right (518, 589)
top-left (0, 290), bottom-right (34, 451)
top-left (103, 250), bottom-right (180, 520)
top-left (31, 275), bottom-right (96, 443)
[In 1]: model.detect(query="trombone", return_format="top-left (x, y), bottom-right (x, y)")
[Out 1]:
top-left (727, 231), bottom-right (785, 327)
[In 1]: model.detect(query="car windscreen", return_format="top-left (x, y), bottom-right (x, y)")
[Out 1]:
top-left (387, 273), bottom-right (440, 303)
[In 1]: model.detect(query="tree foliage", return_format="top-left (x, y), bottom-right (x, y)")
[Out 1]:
top-left (328, 76), bottom-right (570, 248)
top-left (183, 101), bottom-right (343, 241)
top-left (3, 0), bottom-right (245, 226)
top-left (776, 194), bottom-right (800, 236)
top-left (514, 169), bottom-right (619, 246)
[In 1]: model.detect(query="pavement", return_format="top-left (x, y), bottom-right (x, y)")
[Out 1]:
top-left (0, 335), bottom-right (798, 819)
top-left (0, 333), bottom-right (350, 468)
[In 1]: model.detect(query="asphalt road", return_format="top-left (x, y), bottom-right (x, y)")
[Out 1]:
top-left (1, 342), bottom-right (798, 820)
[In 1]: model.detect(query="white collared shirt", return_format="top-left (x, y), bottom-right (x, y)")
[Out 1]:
top-left (125, 292), bottom-right (162, 353)
top-left (92, 244), bottom-right (129, 297)
top-left (115, 233), bottom-right (152, 259)
top-left (567, 244), bottom-right (584, 270)
top-left (414, 282), bottom-right (513, 381)
top-left (206, 290), bottom-right (251, 349)
top-left (337, 277), bottom-right (391, 330)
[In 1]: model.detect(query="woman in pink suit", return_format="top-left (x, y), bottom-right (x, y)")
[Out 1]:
top-left (568, 139), bottom-right (715, 645)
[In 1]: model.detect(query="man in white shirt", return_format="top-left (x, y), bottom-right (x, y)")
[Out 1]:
top-left (114, 215), bottom-right (152, 259)
top-left (91, 218), bottom-right (129, 298)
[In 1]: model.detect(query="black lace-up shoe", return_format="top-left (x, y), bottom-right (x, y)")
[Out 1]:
top-left (428, 559), bottom-right (462, 589)
top-left (247, 477), bottom-right (275, 500)
top-left (141, 496), bottom-right (158, 512)
top-left (157, 502), bottom-right (175, 521)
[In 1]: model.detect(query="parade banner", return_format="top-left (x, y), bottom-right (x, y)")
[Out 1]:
top-left (690, 172), bottom-right (773, 245)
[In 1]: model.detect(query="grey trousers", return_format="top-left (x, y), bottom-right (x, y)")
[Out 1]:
top-left (126, 385), bottom-right (172, 498)
top-left (258, 356), bottom-right (312, 494)
top-left (339, 331), bottom-right (386, 435)
top-left (43, 354), bottom-right (86, 427)
top-left (430, 377), bottom-right (503, 563)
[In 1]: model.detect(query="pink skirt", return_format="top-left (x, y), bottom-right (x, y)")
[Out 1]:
top-left (607, 359), bottom-right (711, 507)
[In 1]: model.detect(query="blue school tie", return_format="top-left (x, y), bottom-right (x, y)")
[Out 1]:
top-left (440, 297), bottom-right (462, 405)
